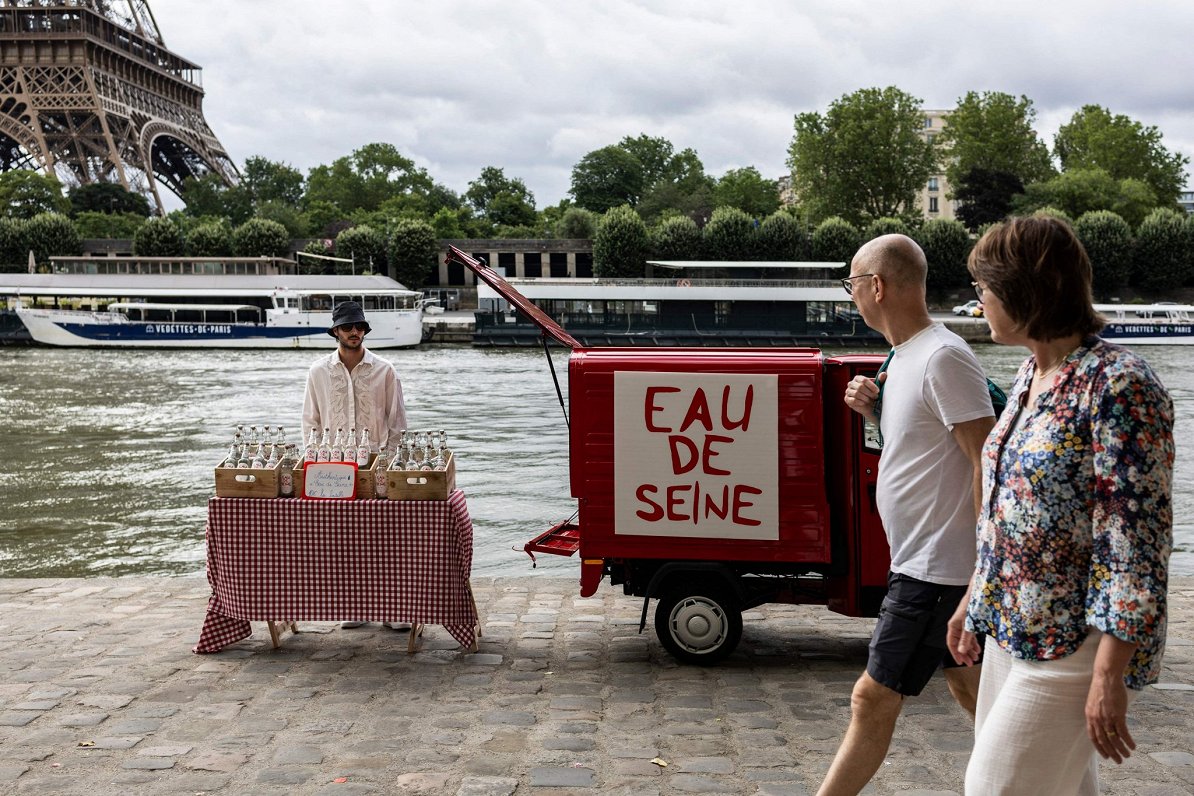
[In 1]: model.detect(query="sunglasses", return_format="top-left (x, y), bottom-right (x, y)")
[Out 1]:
top-left (338, 323), bottom-right (369, 333)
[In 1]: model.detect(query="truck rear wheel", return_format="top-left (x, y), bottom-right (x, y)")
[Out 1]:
top-left (653, 585), bottom-right (742, 665)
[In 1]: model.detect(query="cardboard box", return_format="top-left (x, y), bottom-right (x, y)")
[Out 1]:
top-left (386, 452), bottom-right (456, 501)
top-left (293, 453), bottom-right (379, 499)
top-left (214, 460), bottom-right (284, 498)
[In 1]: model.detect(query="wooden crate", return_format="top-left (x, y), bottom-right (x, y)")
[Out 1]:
top-left (293, 453), bottom-right (379, 499)
top-left (214, 460), bottom-right (283, 498)
top-left (386, 452), bottom-right (456, 501)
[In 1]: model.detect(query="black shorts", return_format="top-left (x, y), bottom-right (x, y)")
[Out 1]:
top-left (866, 571), bottom-right (980, 697)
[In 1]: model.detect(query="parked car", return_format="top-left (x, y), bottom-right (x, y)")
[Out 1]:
top-left (952, 299), bottom-right (983, 317)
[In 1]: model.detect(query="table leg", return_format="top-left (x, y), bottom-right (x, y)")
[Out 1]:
top-left (468, 581), bottom-right (481, 638)
top-left (267, 621), bottom-right (299, 649)
top-left (406, 624), bottom-right (425, 654)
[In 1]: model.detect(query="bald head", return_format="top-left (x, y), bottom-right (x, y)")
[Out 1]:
top-left (852, 234), bottom-right (927, 290)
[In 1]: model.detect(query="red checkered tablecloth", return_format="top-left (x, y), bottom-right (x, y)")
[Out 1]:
top-left (194, 490), bottom-right (476, 653)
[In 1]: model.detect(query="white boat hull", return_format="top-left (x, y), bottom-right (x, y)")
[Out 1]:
top-left (15, 308), bottom-right (424, 349)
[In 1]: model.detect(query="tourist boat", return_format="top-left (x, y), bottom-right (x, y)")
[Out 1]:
top-left (4, 258), bottom-right (427, 348)
top-left (1095, 303), bottom-right (1194, 345)
top-left (472, 260), bottom-right (885, 347)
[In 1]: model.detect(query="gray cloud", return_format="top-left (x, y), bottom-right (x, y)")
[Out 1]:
top-left (152, 0), bottom-right (1194, 206)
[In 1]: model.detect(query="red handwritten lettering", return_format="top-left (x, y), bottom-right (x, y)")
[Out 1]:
top-left (644, 386), bottom-right (681, 432)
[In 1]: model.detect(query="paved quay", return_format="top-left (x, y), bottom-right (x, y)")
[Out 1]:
top-left (1, 576), bottom-right (1191, 796)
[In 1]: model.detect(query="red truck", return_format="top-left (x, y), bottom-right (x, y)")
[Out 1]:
top-left (448, 246), bottom-right (891, 664)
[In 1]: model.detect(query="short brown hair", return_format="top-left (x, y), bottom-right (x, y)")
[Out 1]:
top-left (968, 216), bottom-right (1104, 341)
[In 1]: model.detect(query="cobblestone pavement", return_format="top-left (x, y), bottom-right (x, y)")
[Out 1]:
top-left (0, 576), bottom-right (1191, 795)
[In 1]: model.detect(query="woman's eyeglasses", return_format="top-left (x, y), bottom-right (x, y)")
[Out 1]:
top-left (971, 282), bottom-right (985, 301)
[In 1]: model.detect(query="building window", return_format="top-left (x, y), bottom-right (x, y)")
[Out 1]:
top-left (926, 133), bottom-right (936, 145)
top-left (924, 116), bottom-right (933, 128)
top-left (929, 197), bottom-right (939, 213)
top-left (928, 177), bottom-right (939, 192)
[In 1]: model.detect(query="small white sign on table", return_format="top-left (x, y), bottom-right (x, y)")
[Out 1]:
top-left (301, 462), bottom-right (358, 500)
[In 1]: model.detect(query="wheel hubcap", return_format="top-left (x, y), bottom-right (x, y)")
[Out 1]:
top-left (668, 596), bottom-right (727, 654)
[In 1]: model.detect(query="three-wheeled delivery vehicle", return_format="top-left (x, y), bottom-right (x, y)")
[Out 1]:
top-left (447, 246), bottom-right (892, 664)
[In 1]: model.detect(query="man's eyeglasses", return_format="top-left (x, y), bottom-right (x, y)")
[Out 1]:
top-left (840, 273), bottom-right (876, 296)
top-left (338, 323), bottom-right (368, 333)
top-left (971, 281), bottom-right (985, 301)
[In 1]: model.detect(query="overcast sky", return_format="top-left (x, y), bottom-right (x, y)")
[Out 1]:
top-left (150, 1), bottom-right (1194, 208)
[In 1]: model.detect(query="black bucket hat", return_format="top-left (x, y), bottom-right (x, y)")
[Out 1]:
top-left (328, 300), bottom-right (371, 336)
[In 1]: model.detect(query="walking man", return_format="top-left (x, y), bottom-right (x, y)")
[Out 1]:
top-left (817, 235), bottom-right (995, 796)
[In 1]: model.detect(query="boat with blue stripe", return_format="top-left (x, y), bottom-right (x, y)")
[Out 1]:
top-left (5, 256), bottom-right (428, 349)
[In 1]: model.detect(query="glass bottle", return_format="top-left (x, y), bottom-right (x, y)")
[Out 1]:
top-left (223, 443), bottom-right (239, 468)
top-left (331, 428), bottom-right (344, 462)
top-left (438, 430), bottom-right (451, 463)
top-left (304, 428), bottom-right (319, 463)
top-left (248, 425), bottom-right (260, 457)
top-left (266, 441), bottom-right (281, 468)
top-left (356, 429), bottom-right (371, 467)
top-left (317, 427), bottom-right (332, 462)
top-left (279, 443), bottom-right (296, 497)
top-left (404, 442), bottom-right (419, 471)
top-left (374, 445), bottom-right (390, 497)
top-left (236, 443), bottom-right (252, 469)
top-left (419, 437), bottom-right (433, 471)
top-left (345, 428), bottom-right (357, 457)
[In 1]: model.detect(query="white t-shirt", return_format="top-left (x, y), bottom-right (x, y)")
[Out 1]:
top-left (876, 324), bottom-right (992, 585)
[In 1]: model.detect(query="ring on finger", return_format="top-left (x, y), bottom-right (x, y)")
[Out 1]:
top-left (1106, 730), bottom-right (1117, 738)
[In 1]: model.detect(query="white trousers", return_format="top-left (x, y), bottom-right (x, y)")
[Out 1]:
top-left (966, 630), bottom-right (1119, 796)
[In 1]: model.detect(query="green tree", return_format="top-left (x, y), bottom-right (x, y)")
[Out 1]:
top-left (0, 217), bottom-right (27, 269)
top-left (465, 166), bottom-right (536, 228)
top-left (132, 216), bottom-right (185, 256)
top-left (72, 211), bottom-right (145, 239)
top-left (953, 167), bottom-right (1025, 231)
top-left (241, 156), bottom-right (304, 207)
top-left (757, 211), bottom-right (810, 261)
top-left (388, 217), bottom-right (438, 288)
top-left (651, 215), bottom-right (702, 261)
top-left (232, 218), bottom-right (290, 257)
top-left (915, 218), bottom-right (972, 291)
top-left (0, 170), bottom-right (70, 218)
top-left (713, 167), bottom-right (781, 218)
top-left (335, 225), bottom-right (387, 274)
top-left (180, 172), bottom-right (251, 224)
top-left (939, 91), bottom-right (1054, 190)
top-left (593, 205), bottom-right (649, 277)
top-left (811, 216), bottom-right (861, 264)
top-left (25, 212), bottom-right (82, 267)
top-left (555, 207), bottom-right (598, 239)
top-left (863, 216), bottom-right (912, 241)
top-left (255, 199), bottom-right (310, 238)
top-left (638, 147), bottom-right (716, 224)
top-left (703, 206), bottom-right (757, 261)
top-left (1074, 210), bottom-right (1133, 296)
top-left (187, 221), bottom-right (233, 257)
top-left (1054, 105), bottom-right (1189, 206)
top-left (617, 134), bottom-right (676, 189)
top-left (67, 182), bottom-right (151, 217)
top-left (787, 87), bottom-right (936, 225)
top-left (1132, 208), bottom-right (1191, 290)
top-left (430, 207), bottom-right (469, 239)
top-left (1011, 168), bottom-right (1158, 228)
top-left (305, 143), bottom-right (435, 215)
top-left (570, 146), bottom-right (645, 213)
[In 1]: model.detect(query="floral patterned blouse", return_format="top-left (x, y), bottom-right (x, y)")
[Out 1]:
top-left (965, 336), bottom-right (1174, 689)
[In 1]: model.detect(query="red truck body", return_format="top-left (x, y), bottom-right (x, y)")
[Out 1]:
top-left (448, 246), bottom-right (892, 663)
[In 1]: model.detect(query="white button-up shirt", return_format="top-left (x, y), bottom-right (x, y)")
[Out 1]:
top-left (302, 348), bottom-right (406, 452)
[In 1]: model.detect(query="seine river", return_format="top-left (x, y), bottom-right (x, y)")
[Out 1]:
top-left (0, 341), bottom-right (1190, 579)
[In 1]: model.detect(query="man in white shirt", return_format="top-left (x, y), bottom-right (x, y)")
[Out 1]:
top-left (302, 301), bottom-right (407, 454)
top-left (817, 235), bottom-right (995, 796)
top-left (302, 300), bottom-right (408, 631)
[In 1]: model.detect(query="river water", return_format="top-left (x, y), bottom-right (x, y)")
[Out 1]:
top-left (1, 342), bottom-right (1190, 579)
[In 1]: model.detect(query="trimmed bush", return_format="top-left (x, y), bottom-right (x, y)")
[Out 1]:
top-left (1132, 208), bottom-right (1192, 291)
top-left (232, 218), bottom-right (290, 257)
top-left (916, 219), bottom-right (972, 291)
top-left (336, 225), bottom-right (387, 275)
top-left (652, 215), bottom-right (702, 261)
top-left (757, 211), bottom-right (811, 261)
top-left (703, 206), bottom-right (757, 261)
top-left (388, 218), bottom-right (438, 288)
top-left (187, 221), bottom-right (234, 257)
top-left (593, 205), bottom-right (649, 278)
top-left (25, 212), bottom-right (82, 269)
top-left (1074, 211), bottom-right (1132, 296)
top-left (811, 216), bottom-right (861, 264)
top-left (132, 216), bottom-right (185, 256)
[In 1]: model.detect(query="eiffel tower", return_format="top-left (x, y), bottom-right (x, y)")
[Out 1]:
top-left (0, 0), bottom-right (235, 213)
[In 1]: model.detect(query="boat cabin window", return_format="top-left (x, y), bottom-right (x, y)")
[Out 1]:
top-left (303, 294), bottom-right (333, 311)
